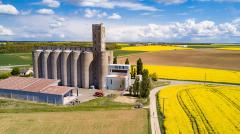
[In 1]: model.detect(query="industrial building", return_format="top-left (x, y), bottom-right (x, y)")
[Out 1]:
top-left (32, 23), bottom-right (113, 89)
top-left (106, 64), bottom-right (131, 90)
top-left (0, 77), bottom-right (76, 104)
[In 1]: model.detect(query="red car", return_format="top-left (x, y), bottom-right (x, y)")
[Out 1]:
top-left (93, 90), bottom-right (104, 97)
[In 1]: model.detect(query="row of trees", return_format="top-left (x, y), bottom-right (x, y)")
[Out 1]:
top-left (0, 42), bottom-right (122, 53)
top-left (112, 57), bottom-right (153, 98)
top-left (130, 58), bottom-right (151, 98)
top-left (129, 69), bottom-right (151, 98)
top-left (113, 57), bottom-right (129, 64)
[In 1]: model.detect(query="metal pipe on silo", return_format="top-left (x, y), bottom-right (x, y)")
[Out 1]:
top-left (42, 50), bottom-right (51, 79)
top-left (98, 51), bottom-right (108, 89)
top-left (71, 51), bottom-right (80, 87)
top-left (32, 49), bottom-right (43, 78)
top-left (81, 51), bottom-right (93, 89)
top-left (61, 50), bottom-right (71, 86)
top-left (52, 50), bottom-right (61, 79)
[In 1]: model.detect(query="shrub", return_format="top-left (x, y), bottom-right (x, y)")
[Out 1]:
top-left (0, 72), bottom-right (11, 79)
top-left (11, 67), bottom-right (20, 76)
top-left (150, 72), bottom-right (158, 81)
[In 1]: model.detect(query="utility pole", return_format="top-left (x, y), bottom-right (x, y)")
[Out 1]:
top-left (161, 97), bottom-right (167, 119)
top-left (204, 72), bottom-right (206, 85)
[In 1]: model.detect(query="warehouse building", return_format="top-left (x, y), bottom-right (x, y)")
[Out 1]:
top-left (0, 77), bottom-right (76, 104)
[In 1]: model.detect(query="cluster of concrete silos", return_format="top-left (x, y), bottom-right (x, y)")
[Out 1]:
top-left (32, 47), bottom-right (112, 89)
top-left (33, 24), bottom-right (113, 89)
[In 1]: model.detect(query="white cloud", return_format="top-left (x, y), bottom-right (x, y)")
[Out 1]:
top-left (1, 14), bottom-right (240, 42)
top-left (84, 8), bottom-right (107, 18)
top-left (0, 25), bottom-right (14, 36)
top-left (20, 10), bottom-right (32, 15)
top-left (107, 19), bottom-right (240, 42)
top-left (156, 0), bottom-right (240, 4)
top-left (108, 13), bottom-right (121, 20)
top-left (50, 17), bottom-right (65, 28)
top-left (36, 8), bottom-right (55, 15)
top-left (0, 4), bottom-right (19, 15)
top-left (156, 0), bottom-right (187, 4)
top-left (216, 0), bottom-right (240, 1)
top-left (71, 0), bottom-right (157, 11)
top-left (42, 0), bottom-right (60, 8)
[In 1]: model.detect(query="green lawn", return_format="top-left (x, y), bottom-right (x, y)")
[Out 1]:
top-left (0, 53), bottom-right (32, 66)
top-left (0, 96), bottom-right (132, 113)
top-left (114, 50), bottom-right (145, 57)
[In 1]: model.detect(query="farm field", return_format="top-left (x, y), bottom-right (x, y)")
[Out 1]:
top-left (187, 44), bottom-right (240, 48)
top-left (118, 49), bottom-right (240, 71)
top-left (0, 97), bottom-right (149, 134)
top-left (0, 53), bottom-right (32, 66)
top-left (121, 45), bottom-right (191, 52)
top-left (113, 50), bottom-right (145, 57)
top-left (144, 65), bottom-right (240, 84)
top-left (218, 47), bottom-right (240, 51)
top-left (158, 84), bottom-right (240, 133)
top-left (0, 110), bottom-right (148, 134)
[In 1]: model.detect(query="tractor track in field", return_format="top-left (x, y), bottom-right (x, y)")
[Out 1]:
top-left (210, 88), bottom-right (240, 111)
top-left (185, 89), bottom-right (216, 134)
top-left (177, 90), bottom-right (200, 134)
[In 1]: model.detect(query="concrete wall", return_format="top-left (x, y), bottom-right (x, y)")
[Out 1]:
top-left (106, 77), bottom-right (127, 90)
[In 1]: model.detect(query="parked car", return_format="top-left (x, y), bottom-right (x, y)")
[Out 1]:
top-left (93, 90), bottom-right (104, 97)
top-left (134, 103), bottom-right (143, 109)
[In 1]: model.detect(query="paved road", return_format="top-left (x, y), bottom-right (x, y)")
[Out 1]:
top-left (149, 79), bottom-right (240, 134)
top-left (0, 65), bottom-right (30, 71)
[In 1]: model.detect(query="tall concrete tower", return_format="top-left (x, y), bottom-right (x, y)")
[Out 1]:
top-left (92, 23), bottom-right (108, 89)
top-left (92, 23), bottom-right (106, 52)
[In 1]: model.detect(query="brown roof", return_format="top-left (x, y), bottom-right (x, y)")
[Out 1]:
top-left (0, 77), bottom-right (74, 96)
top-left (41, 86), bottom-right (73, 95)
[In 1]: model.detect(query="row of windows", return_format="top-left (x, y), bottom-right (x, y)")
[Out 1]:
top-left (110, 66), bottom-right (129, 70)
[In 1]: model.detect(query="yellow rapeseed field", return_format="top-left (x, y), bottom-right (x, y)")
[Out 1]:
top-left (121, 45), bottom-right (191, 52)
top-left (144, 65), bottom-right (240, 84)
top-left (217, 47), bottom-right (240, 51)
top-left (158, 84), bottom-right (240, 134)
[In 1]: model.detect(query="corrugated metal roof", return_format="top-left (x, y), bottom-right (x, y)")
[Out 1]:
top-left (0, 77), bottom-right (73, 96)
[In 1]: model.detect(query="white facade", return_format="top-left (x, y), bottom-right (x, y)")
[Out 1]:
top-left (106, 64), bottom-right (131, 90)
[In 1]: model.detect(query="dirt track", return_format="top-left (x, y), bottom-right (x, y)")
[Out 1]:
top-left (118, 49), bottom-right (240, 71)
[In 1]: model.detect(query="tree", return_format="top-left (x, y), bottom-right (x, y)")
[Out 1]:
top-left (11, 67), bottom-right (20, 76)
top-left (150, 72), bottom-right (158, 81)
top-left (125, 58), bottom-right (129, 64)
top-left (130, 65), bottom-right (136, 79)
top-left (133, 77), bottom-right (140, 97)
top-left (129, 86), bottom-right (133, 96)
top-left (140, 69), bottom-right (151, 98)
top-left (133, 68), bottom-right (136, 78)
top-left (113, 57), bottom-right (117, 64)
top-left (137, 58), bottom-right (143, 75)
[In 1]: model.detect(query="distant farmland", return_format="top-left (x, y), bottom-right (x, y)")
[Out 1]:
top-left (118, 49), bottom-right (240, 71)
top-left (0, 53), bottom-right (32, 66)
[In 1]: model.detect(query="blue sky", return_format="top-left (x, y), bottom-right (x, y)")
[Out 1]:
top-left (0, 0), bottom-right (240, 43)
